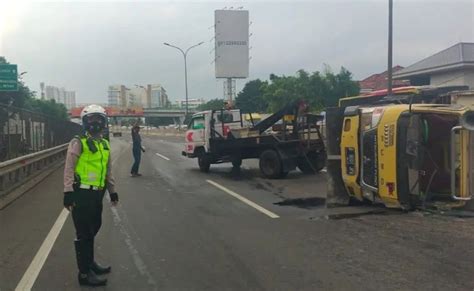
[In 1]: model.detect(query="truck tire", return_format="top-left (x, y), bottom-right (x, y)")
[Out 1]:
top-left (259, 149), bottom-right (284, 179)
top-left (198, 155), bottom-right (211, 173)
top-left (297, 151), bottom-right (326, 174)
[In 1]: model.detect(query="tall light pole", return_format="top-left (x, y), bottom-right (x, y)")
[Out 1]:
top-left (164, 41), bottom-right (204, 117)
top-left (387, 0), bottom-right (393, 96)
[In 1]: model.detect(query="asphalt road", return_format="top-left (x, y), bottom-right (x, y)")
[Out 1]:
top-left (2, 134), bottom-right (474, 291)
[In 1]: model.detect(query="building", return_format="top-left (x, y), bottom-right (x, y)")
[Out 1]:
top-left (109, 84), bottom-right (169, 108)
top-left (107, 85), bottom-right (129, 107)
top-left (44, 85), bottom-right (76, 109)
top-left (175, 98), bottom-right (205, 110)
top-left (45, 86), bottom-right (60, 103)
top-left (394, 43), bottom-right (474, 89)
top-left (63, 91), bottom-right (76, 109)
top-left (359, 66), bottom-right (410, 94)
top-left (149, 84), bottom-right (169, 108)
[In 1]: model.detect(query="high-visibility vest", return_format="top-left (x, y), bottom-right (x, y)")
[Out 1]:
top-left (75, 136), bottom-right (110, 188)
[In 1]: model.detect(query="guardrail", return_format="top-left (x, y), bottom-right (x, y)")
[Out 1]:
top-left (0, 143), bottom-right (68, 199)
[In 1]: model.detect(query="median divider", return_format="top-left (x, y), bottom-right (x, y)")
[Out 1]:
top-left (0, 144), bottom-right (68, 209)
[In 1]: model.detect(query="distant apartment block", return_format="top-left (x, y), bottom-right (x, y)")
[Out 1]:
top-left (108, 84), bottom-right (169, 108)
top-left (44, 85), bottom-right (76, 109)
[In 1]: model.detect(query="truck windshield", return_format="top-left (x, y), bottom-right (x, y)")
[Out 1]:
top-left (399, 113), bottom-right (460, 201)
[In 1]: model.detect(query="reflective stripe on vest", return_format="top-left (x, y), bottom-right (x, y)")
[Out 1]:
top-left (75, 137), bottom-right (110, 188)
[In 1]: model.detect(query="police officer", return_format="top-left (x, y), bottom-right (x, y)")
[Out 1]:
top-left (63, 104), bottom-right (119, 286)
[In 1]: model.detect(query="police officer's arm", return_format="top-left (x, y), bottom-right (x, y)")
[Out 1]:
top-left (106, 153), bottom-right (119, 204)
top-left (63, 138), bottom-right (81, 210)
top-left (64, 138), bottom-right (81, 192)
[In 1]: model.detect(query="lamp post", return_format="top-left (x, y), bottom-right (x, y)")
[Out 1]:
top-left (163, 42), bottom-right (204, 118)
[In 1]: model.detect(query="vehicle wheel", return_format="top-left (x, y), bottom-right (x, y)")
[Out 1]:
top-left (259, 149), bottom-right (283, 179)
top-left (198, 155), bottom-right (211, 173)
top-left (297, 151), bottom-right (326, 174)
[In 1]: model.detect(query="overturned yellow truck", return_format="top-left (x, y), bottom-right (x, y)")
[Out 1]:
top-left (326, 86), bottom-right (474, 210)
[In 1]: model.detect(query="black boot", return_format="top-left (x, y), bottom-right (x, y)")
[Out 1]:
top-left (88, 239), bottom-right (111, 275)
top-left (77, 271), bottom-right (108, 287)
top-left (74, 240), bottom-right (107, 286)
top-left (91, 261), bottom-right (111, 275)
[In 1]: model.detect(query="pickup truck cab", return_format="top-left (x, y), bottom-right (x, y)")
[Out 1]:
top-left (183, 109), bottom-right (242, 159)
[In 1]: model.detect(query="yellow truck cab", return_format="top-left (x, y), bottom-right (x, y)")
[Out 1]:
top-left (336, 86), bottom-right (474, 209)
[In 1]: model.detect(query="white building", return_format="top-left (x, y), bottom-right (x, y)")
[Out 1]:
top-left (108, 85), bottom-right (129, 107)
top-left (44, 85), bottom-right (76, 109)
top-left (394, 42), bottom-right (474, 89)
top-left (63, 91), bottom-right (76, 109)
top-left (109, 84), bottom-right (169, 108)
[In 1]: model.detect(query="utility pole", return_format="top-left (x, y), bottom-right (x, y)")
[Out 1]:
top-left (387, 0), bottom-right (393, 96)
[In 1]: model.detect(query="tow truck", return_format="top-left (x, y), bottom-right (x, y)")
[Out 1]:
top-left (182, 100), bottom-right (326, 178)
top-left (326, 85), bottom-right (474, 210)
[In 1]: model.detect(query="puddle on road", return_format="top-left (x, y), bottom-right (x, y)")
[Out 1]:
top-left (274, 197), bottom-right (326, 209)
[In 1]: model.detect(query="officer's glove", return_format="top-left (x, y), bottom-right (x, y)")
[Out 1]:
top-left (64, 192), bottom-right (75, 211)
top-left (110, 192), bottom-right (119, 206)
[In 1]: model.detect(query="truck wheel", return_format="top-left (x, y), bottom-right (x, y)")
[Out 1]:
top-left (259, 149), bottom-right (283, 179)
top-left (198, 155), bottom-right (211, 173)
top-left (297, 151), bottom-right (326, 174)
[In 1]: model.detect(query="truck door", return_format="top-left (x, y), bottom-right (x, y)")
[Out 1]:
top-left (185, 114), bottom-right (206, 154)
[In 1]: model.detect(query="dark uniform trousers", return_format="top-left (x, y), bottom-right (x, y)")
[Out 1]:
top-left (71, 188), bottom-right (105, 274)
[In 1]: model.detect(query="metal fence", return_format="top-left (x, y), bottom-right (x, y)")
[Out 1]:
top-left (0, 104), bottom-right (82, 162)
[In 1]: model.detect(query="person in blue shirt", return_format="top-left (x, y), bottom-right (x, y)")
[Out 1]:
top-left (130, 124), bottom-right (145, 177)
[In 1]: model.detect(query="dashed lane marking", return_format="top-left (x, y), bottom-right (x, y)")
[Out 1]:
top-left (206, 179), bottom-right (280, 219)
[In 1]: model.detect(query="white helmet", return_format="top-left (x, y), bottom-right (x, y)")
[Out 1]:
top-left (81, 104), bottom-right (106, 120)
top-left (81, 104), bottom-right (107, 133)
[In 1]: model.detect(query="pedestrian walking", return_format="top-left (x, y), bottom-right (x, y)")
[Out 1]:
top-left (130, 124), bottom-right (145, 177)
top-left (63, 104), bottom-right (119, 287)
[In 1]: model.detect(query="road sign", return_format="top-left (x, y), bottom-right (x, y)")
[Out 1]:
top-left (0, 64), bottom-right (18, 91)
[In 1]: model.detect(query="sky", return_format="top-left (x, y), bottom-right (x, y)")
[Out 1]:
top-left (0, 0), bottom-right (473, 104)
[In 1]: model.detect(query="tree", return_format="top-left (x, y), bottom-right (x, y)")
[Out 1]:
top-left (235, 79), bottom-right (268, 113)
top-left (196, 99), bottom-right (225, 111)
top-left (254, 67), bottom-right (359, 112)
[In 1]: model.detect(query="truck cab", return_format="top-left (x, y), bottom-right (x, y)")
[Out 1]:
top-left (183, 109), bottom-right (242, 158)
top-left (337, 87), bottom-right (474, 209)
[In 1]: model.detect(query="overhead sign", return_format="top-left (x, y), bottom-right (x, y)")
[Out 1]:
top-left (0, 64), bottom-right (18, 91)
top-left (215, 10), bottom-right (249, 78)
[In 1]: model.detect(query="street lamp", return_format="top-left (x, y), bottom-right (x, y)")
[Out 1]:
top-left (164, 41), bottom-right (204, 117)
top-left (19, 71), bottom-right (27, 80)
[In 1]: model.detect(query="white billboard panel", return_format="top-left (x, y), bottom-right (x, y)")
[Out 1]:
top-left (215, 10), bottom-right (249, 78)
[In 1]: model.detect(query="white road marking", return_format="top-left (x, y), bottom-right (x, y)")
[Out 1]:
top-left (15, 209), bottom-right (70, 291)
top-left (206, 180), bottom-right (280, 219)
top-left (155, 152), bottom-right (170, 161)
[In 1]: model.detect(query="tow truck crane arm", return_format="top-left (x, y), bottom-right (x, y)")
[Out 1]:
top-left (250, 100), bottom-right (303, 134)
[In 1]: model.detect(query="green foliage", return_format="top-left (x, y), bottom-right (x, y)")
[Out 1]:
top-left (0, 56), bottom-right (69, 120)
top-left (237, 66), bottom-right (360, 113)
top-left (196, 98), bottom-right (225, 111)
top-left (235, 79), bottom-right (268, 113)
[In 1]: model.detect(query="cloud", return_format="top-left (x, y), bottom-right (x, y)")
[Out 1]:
top-left (0, 0), bottom-right (472, 104)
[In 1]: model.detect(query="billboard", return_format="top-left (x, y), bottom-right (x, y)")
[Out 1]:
top-left (215, 10), bottom-right (249, 78)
